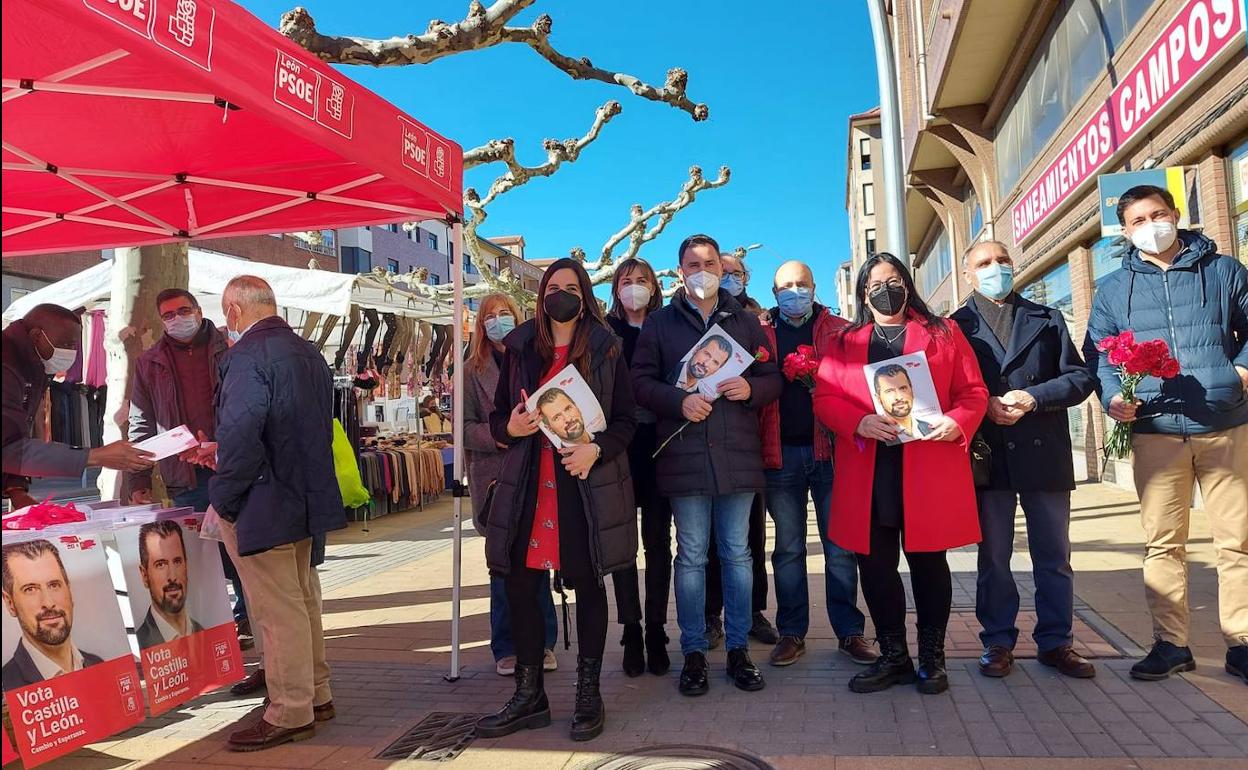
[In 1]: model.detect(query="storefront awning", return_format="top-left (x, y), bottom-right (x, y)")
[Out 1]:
top-left (2, 0), bottom-right (463, 257)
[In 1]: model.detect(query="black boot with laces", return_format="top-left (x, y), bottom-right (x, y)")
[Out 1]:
top-left (849, 633), bottom-right (915, 693)
top-left (475, 663), bottom-right (551, 737)
top-left (916, 626), bottom-right (949, 694)
top-left (570, 656), bottom-right (605, 741)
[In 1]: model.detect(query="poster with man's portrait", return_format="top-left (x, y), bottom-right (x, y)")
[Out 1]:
top-left (525, 365), bottom-right (607, 449)
top-left (1, 534), bottom-right (143, 768)
top-left (862, 351), bottom-right (943, 445)
top-left (673, 324), bottom-right (753, 399)
top-left (115, 515), bottom-right (242, 715)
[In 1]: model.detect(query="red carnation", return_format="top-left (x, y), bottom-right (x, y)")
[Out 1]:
top-left (754, 346), bottom-right (770, 363)
top-left (1098, 330), bottom-right (1180, 462)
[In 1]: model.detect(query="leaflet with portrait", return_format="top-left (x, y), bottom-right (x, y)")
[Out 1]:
top-left (525, 365), bottom-right (607, 450)
top-left (862, 351), bottom-right (943, 445)
top-left (672, 323), bottom-right (753, 399)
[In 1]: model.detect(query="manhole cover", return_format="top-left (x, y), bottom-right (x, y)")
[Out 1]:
top-left (575, 745), bottom-right (776, 770)
top-left (376, 711), bottom-right (482, 762)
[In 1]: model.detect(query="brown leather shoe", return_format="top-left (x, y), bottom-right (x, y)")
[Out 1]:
top-left (978, 645), bottom-right (1014, 677)
top-left (230, 667), bottom-right (266, 696)
top-left (227, 718), bottom-right (314, 752)
top-left (838, 635), bottom-right (879, 665)
top-left (769, 636), bottom-right (806, 667)
top-left (1037, 646), bottom-right (1096, 678)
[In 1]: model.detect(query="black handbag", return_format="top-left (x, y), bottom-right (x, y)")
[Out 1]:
top-left (970, 432), bottom-right (993, 488)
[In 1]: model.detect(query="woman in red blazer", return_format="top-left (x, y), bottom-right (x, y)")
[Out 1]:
top-left (814, 253), bottom-right (987, 696)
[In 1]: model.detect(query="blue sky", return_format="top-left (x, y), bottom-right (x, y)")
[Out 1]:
top-left (241, 1), bottom-right (881, 310)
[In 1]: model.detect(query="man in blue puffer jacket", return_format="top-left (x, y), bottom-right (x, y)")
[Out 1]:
top-left (1084, 184), bottom-right (1248, 685)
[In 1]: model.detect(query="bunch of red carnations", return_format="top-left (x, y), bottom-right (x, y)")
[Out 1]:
top-left (1097, 330), bottom-right (1181, 460)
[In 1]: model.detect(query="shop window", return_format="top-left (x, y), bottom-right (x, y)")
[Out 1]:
top-left (1091, 235), bottom-right (1130, 286)
top-left (863, 183), bottom-right (875, 216)
top-left (1229, 135), bottom-right (1248, 265)
top-left (1021, 260), bottom-right (1075, 325)
top-left (995, 0), bottom-right (1157, 195)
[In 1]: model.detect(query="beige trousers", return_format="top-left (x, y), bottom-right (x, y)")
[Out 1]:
top-left (1132, 423), bottom-right (1248, 648)
top-left (220, 520), bottom-right (332, 728)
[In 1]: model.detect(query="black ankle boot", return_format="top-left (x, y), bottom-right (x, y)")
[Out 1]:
top-left (475, 663), bottom-right (551, 738)
top-left (570, 656), bottom-right (605, 741)
top-left (916, 626), bottom-right (949, 694)
top-left (645, 624), bottom-right (670, 676)
top-left (849, 633), bottom-right (915, 694)
top-left (621, 623), bottom-right (645, 677)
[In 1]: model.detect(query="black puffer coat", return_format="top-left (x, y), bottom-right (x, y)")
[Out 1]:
top-left (484, 319), bottom-right (637, 579)
top-left (631, 288), bottom-right (783, 498)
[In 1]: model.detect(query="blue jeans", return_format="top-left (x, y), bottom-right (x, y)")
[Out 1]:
top-left (975, 490), bottom-right (1074, 652)
top-left (671, 493), bottom-right (754, 655)
top-left (489, 573), bottom-right (558, 660)
top-left (765, 444), bottom-right (865, 639)
top-left (173, 468), bottom-right (247, 623)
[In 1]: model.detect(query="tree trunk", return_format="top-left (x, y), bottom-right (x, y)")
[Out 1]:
top-left (97, 243), bottom-right (189, 501)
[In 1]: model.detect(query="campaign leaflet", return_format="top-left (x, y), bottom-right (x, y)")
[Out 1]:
top-left (862, 351), bottom-right (944, 445)
top-left (114, 514), bottom-right (242, 715)
top-left (525, 365), bottom-right (607, 450)
top-left (1, 534), bottom-right (143, 768)
top-left (673, 323), bottom-right (754, 399)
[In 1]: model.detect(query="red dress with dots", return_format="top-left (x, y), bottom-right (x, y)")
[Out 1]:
top-left (524, 345), bottom-right (568, 570)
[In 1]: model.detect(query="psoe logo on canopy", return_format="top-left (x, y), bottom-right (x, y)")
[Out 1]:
top-left (83, 0), bottom-right (215, 71)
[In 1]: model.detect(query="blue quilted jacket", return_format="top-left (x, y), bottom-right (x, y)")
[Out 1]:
top-left (1083, 231), bottom-right (1248, 436)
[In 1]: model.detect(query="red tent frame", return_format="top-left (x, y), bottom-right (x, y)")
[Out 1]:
top-left (2, 0), bottom-right (464, 257)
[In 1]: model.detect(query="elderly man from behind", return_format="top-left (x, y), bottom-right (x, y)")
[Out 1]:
top-left (203, 276), bottom-right (346, 751)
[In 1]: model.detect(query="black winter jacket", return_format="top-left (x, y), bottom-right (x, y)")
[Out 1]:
top-left (631, 288), bottom-right (783, 497)
top-left (208, 317), bottom-right (346, 555)
top-left (484, 319), bottom-right (637, 578)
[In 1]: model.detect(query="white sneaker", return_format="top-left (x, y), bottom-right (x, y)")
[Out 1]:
top-left (543, 649), bottom-right (558, 672)
top-left (495, 655), bottom-right (516, 676)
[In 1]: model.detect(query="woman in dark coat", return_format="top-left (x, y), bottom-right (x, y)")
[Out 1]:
top-left (476, 259), bottom-right (637, 742)
top-left (464, 292), bottom-right (559, 676)
top-left (604, 258), bottom-right (672, 677)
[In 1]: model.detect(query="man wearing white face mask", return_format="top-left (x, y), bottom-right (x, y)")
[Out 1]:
top-left (952, 241), bottom-right (1097, 681)
top-left (2, 304), bottom-right (154, 511)
top-left (1084, 185), bottom-right (1248, 684)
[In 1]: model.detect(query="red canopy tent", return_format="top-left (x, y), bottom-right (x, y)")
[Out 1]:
top-left (2, 0), bottom-right (472, 680)
top-left (2, 0), bottom-right (463, 256)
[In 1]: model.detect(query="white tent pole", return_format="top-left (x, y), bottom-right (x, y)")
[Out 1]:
top-left (446, 217), bottom-right (465, 682)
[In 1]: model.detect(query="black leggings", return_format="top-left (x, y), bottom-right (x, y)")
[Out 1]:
top-left (856, 521), bottom-right (952, 637)
top-left (507, 569), bottom-right (608, 666)
top-left (610, 493), bottom-right (673, 627)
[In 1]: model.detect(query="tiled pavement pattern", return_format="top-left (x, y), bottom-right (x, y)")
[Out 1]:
top-left (40, 482), bottom-right (1248, 770)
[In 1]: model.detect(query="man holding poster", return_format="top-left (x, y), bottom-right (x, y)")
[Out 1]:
top-left (2, 540), bottom-right (104, 689)
top-left (135, 520), bottom-right (205, 650)
top-left (632, 234), bottom-right (782, 697)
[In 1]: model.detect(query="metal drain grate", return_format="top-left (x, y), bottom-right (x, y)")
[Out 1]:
top-left (376, 712), bottom-right (483, 762)
top-left (574, 745), bottom-right (777, 770)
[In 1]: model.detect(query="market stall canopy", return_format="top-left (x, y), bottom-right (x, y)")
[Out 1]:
top-left (1, 250), bottom-right (456, 325)
top-left (1, 0), bottom-right (463, 257)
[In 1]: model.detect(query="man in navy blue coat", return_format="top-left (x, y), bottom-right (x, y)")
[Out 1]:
top-left (952, 240), bottom-right (1098, 681)
top-left (203, 275), bottom-right (346, 751)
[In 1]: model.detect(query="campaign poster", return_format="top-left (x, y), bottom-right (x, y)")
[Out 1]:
top-left (526, 365), bottom-right (607, 450)
top-left (862, 351), bottom-right (943, 445)
top-left (115, 515), bottom-right (242, 715)
top-left (2, 535), bottom-right (143, 768)
top-left (673, 323), bottom-right (753, 399)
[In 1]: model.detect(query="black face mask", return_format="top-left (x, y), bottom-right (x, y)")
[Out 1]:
top-left (543, 289), bottom-right (582, 323)
top-left (867, 284), bottom-right (908, 316)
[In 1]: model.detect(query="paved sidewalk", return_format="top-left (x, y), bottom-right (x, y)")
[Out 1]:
top-left (40, 482), bottom-right (1248, 770)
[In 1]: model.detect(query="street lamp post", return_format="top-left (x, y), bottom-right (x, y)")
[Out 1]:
top-left (865, 0), bottom-right (910, 268)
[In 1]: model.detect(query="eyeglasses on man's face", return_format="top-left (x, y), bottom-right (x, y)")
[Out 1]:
top-left (159, 306), bottom-right (199, 322)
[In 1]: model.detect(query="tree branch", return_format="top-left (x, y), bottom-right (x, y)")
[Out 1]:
top-left (280, 3), bottom-right (707, 120)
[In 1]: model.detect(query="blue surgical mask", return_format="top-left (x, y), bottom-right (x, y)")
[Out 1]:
top-left (721, 274), bottom-right (744, 297)
top-left (484, 314), bottom-right (515, 342)
top-left (776, 287), bottom-right (813, 320)
top-left (975, 263), bottom-right (1014, 302)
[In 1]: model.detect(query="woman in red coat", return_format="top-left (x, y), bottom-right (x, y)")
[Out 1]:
top-left (814, 253), bottom-right (987, 695)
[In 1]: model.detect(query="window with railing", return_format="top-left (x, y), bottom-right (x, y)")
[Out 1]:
top-left (995, 0), bottom-right (1156, 196)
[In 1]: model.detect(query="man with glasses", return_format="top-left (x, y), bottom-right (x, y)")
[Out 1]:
top-left (3, 304), bottom-right (153, 511)
top-left (126, 289), bottom-right (254, 655)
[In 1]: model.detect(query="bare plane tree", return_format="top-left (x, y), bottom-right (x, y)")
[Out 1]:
top-left (282, 2), bottom-right (729, 307)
